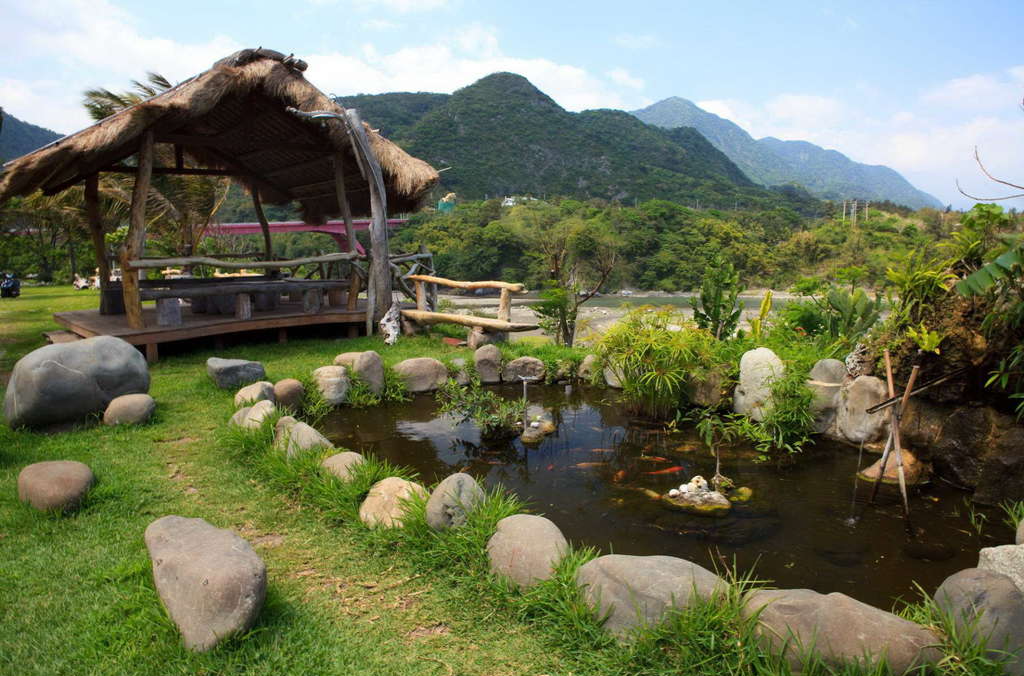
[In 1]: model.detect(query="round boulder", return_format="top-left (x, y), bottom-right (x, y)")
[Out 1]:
top-left (359, 477), bottom-right (428, 528)
top-left (425, 473), bottom-right (486, 530)
top-left (234, 381), bottom-right (275, 408)
top-left (353, 351), bottom-right (385, 396)
top-left (834, 376), bottom-right (889, 444)
top-left (5, 336), bottom-right (149, 429)
top-left (733, 347), bottom-right (783, 421)
top-left (313, 365), bottom-right (349, 406)
top-left (103, 393), bottom-right (156, 426)
top-left (578, 354), bottom-right (601, 383)
top-left (229, 406), bottom-right (251, 427)
top-left (321, 451), bottom-right (366, 482)
top-left (576, 554), bottom-right (725, 637)
top-left (473, 345), bottom-right (502, 384)
top-left (273, 379), bottom-right (305, 411)
top-left (206, 357), bottom-right (265, 390)
top-left (503, 356), bottom-right (545, 383)
top-left (240, 400), bottom-right (276, 429)
top-left (274, 420), bottom-right (332, 458)
top-left (934, 567), bottom-right (1024, 672)
top-left (18, 460), bottom-right (95, 512)
top-left (392, 358), bottom-right (447, 393)
top-left (979, 544), bottom-right (1024, 595)
top-left (487, 514), bottom-right (568, 589)
top-left (145, 516), bottom-right (266, 652)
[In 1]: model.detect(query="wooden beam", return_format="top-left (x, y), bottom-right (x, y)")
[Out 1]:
top-left (128, 252), bottom-right (358, 269)
top-left (400, 309), bottom-right (538, 332)
top-left (252, 188), bottom-right (274, 263)
top-left (406, 274), bottom-right (527, 293)
top-left (497, 288), bottom-right (512, 322)
top-left (415, 279), bottom-right (427, 311)
top-left (83, 174), bottom-right (110, 292)
top-left (332, 152), bottom-right (357, 253)
top-left (265, 154), bottom-right (331, 177)
top-left (121, 130), bottom-right (155, 330)
top-left (101, 165), bottom-right (244, 177)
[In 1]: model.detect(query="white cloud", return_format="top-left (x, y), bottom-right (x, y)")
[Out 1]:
top-left (612, 33), bottom-right (662, 49)
top-left (922, 66), bottom-right (1024, 113)
top-left (607, 67), bottom-right (644, 90)
top-left (350, 0), bottom-right (449, 12)
top-left (362, 18), bottom-right (400, 30)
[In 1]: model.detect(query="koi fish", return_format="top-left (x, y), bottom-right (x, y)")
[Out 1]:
top-left (574, 462), bottom-right (608, 469)
top-left (546, 464), bottom-right (555, 471)
top-left (639, 455), bottom-right (670, 462)
top-left (612, 469), bottom-right (628, 482)
top-left (643, 466), bottom-right (685, 475)
top-left (590, 448), bottom-right (614, 453)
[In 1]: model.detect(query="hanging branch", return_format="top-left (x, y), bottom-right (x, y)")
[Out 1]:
top-left (957, 146), bottom-right (1024, 201)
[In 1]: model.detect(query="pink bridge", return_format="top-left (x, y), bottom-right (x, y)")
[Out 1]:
top-left (206, 218), bottom-right (408, 254)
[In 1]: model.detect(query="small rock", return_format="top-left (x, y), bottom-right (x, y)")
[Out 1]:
top-left (321, 452), bottom-right (366, 482)
top-left (425, 473), bottom-right (485, 530)
top-left (359, 477), bottom-right (428, 528)
top-left (17, 460), bottom-right (95, 512)
top-left (603, 364), bottom-right (624, 389)
top-left (578, 354), bottom-right (601, 383)
top-left (103, 393), bottom-right (156, 425)
top-left (979, 545), bottom-right (1024, 594)
top-left (275, 415), bottom-right (298, 437)
top-left (934, 568), bottom-right (1024, 673)
top-left (503, 356), bottom-right (545, 382)
top-left (392, 358), bottom-right (447, 393)
top-left (234, 381), bottom-right (275, 408)
top-left (229, 406), bottom-right (251, 427)
top-left (687, 369), bottom-right (724, 408)
top-left (352, 351), bottom-right (385, 396)
top-left (729, 487), bottom-right (753, 503)
top-left (487, 514), bottom-right (568, 589)
top-left (241, 400), bottom-right (276, 429)
top-left (449, 358), bottom-right (472, 386)
top-left (663, 489), bottom-right (732, 517)
top-left (207, 357), bottom-right (265, 389)
top-left (313, 365), bottom-right (349, 406)
top-left (742, 588), bottom-right (941, 673)
top-left (857, 447), bottom-right (930, 486)
top-left (467, 327), bottom-right (504, 350)
top-left (576, 554), bottom-right (725, 637)
top-left (520, 420), bottom-right (556, 445)
top-left (473, 345), bottom-right (502, 384)
top-left (145, 515), bottom-right (266, 652)
top-left (810, 358), bottom-right (847, 384)
top-left (273, 379), bottom-right (305, 411)
top-left (333, 352), bottom-right (363, 368)
top-left (733, 347), bottom-right (784, 421)
top-left (274, 421), bottom-right (332, 458)
top-left (834, 375), bottom-right (889, 444)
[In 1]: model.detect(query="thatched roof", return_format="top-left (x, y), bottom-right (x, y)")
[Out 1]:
top-left (0, 48), bottom-right (439, 222)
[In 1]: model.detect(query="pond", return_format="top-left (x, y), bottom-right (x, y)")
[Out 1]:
top-left (322, 384), bottom-right (1011, 608)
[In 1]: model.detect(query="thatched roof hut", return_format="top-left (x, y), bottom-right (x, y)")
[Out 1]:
top-left (0, 48), bottom-right (439, 222)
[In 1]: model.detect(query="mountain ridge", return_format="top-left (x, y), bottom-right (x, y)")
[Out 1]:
top-left (0, 109), bottom-right (62, 163)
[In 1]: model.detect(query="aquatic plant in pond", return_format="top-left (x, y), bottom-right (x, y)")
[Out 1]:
top-left (436, 379), bottom-right (524, 439)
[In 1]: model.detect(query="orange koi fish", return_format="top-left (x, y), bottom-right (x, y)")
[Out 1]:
top-left (574, 462), bottom-right (608, 468)
top-left (643, 466), bottom-right (685, 475)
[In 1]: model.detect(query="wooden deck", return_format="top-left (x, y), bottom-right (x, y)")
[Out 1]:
top-left (54, 300), bottom-right (369, 362)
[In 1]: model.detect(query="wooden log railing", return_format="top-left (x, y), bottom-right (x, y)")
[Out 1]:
top-left (402, 274), bottom-right (538, 333)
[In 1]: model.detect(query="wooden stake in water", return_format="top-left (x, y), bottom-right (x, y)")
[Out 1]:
top-left (883, 349), bottom-right (918, 532)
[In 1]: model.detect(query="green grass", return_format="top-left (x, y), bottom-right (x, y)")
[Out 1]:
top-left (0, 287), bottom-right (1005, 675)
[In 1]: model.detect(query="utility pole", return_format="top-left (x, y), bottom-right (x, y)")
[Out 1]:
top-left (851, 200), bottom-right (858, 228)
top-left (842, 199), bottom-right (848, 222)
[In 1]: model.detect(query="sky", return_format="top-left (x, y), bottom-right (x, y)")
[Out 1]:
top-left (2, 0), bottom-right (1022, 209)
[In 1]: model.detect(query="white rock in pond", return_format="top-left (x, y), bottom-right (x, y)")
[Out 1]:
top-left (733, 347), bottom-right (783, 421)
top-left (359, 477), bottom-right (428, 528)
top-left (312, 365), bottom-right (349, 406)
top-left (392, 358), bottom-right (447, 393)
top-left (145, 515), bottom-right (266, 652)
top-left (234, 381), bottom-right (275, 408)
top-left (979, 544), bottom-right (1024, 595)
top-left (834, 375), bottom-right (889, 444)
top-left (321, 452), bottom-right (365, 482)
top-left (103, 393), bottom-right (156, 425)
top-left (487, 514), bottom-right (568, 589)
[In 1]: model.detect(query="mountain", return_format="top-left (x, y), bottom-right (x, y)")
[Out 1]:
top-left (343, 73), bottom-right (819, 211)
top-left (632, 97), bottom-right (942, 209)
top-left (0, 109), bottom-right (62, 162)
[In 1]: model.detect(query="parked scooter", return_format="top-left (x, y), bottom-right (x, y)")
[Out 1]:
top-left (0, 273), bottom-right (21, 298)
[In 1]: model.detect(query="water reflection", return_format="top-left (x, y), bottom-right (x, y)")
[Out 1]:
top-left (321, 384), bottom-right (1010, 608)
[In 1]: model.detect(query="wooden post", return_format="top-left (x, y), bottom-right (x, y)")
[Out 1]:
top-left (235, 293), bottom-right (253, 320)
top-left (121, 130), bottom-right (155, 329)
top-left (156, 298), bottom-right (182, 326)
top-left (145, 343), bottom-right (158, 363)
top-left (303, 289), bottom-right (322, 314)
top-left (333, 153), bottom-right (357, 254)
top-left (498, 288), bottom-right (512, 322)
top-left (346, 268), bottom-right (361, 338)
top-left (415, 279), bottom-right (426, 311)
top-left (252, 188), bottom-right (274, 266)
top-left (83, 174), bottom-right (110, 291)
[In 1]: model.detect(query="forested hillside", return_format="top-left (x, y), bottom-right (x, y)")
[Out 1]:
top-left (0, 109), bottom-right (61, 162)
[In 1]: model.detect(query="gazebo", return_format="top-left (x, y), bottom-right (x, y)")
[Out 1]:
top-left (0, 47), bottom-right (439, 354)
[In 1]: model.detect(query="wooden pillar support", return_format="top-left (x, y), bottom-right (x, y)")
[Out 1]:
top-left (498, 288), bottom-right (512, 323)
top-left (121, 130), bottom-right (155, 330)
top-left (145, 343), bottom-right (158, 364)
top-left (415, 279), bottom-right (427, 311)
top-left (333, 152), bottom-right (357, 254)
top-left (235, 293), bottom-right (253, 320)
top-left (156, 298), bottom-right (182, 327)
top-left (252, 188), bottom-right (274, 269)
top-left (303, 289), bottom-right (322, 314)
top-left (83, 174), bottom-right (110, 291)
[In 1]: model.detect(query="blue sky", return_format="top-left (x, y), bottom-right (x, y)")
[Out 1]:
top-left (2, 0), bottom-right (1023, 208)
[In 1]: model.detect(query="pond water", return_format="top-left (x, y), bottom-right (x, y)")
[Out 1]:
top-left (322, 385), bottom-right (1011, 608)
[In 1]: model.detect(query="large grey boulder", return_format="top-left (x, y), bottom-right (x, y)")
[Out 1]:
top-left (807, 358), bottom-right (845, 433)
top-left (742, 588), bottom-right (941, 673)
top-left (321, 451), bottom-right (365, 482)
top-left (145, 516), bottom-right (266, 652)
top-left (733, 347), bottom-right (783, 421)
top-left (834, 375), bottom-right (889, 444)
top-left (333, 352), bottom-right (362, 368)
top-left (359, 477), bottom-right (428, 528)
top-left (980, 545), bottom-right (1024, 594)
top-left (392, 358), bottom-right (447, 393)
top-left (425, 473), bottom-right (485, 530)
top-left (935, 568), bottom-right (1024, 674)
top-left (576, 554), bottom-right (725, 638)
top-left (103, 393), bottom-right (156, 426)
top-left (473, 345), bottom-right (502, 384)
top-left (17, 460), bottom-right (95, 512)
top-left (234, 381), bottom-right (275, 408)
top-left (274, 420), bottom-right (332, 458)
top-left (502, 356), bottom-right (545, 383)
top-left (810, 358), bottom-right (847, 384)
top-left (272, 378), bottom-right (304, 411)
top-left (5, 336), bottom-right (149, 429)
top-left (207, 357), bottom-right (265, 389)
top-left (487, 514), bottom-right (567, 589)
top-left (687, 368), bottom-right (724, 408)
top-left (312, 365), bottom-right (349, 406)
